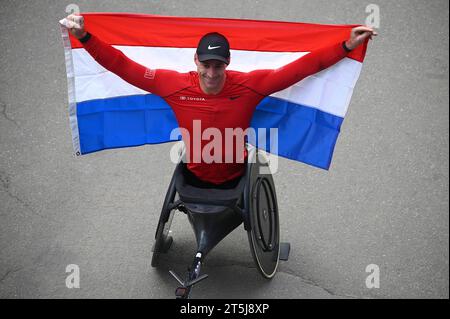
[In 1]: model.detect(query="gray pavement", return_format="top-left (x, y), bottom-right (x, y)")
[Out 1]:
top-left (0, 0), bottom-right (448, 299)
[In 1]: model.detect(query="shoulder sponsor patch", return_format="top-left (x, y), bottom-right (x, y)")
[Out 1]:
top-left (144, 68), bottom-right (156, 79)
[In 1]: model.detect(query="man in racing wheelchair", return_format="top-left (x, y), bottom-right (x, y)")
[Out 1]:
top-left (65, 14), bottom-right (376, 298)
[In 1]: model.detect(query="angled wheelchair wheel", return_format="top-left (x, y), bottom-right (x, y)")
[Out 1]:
top-left (151, 168), bottom-right (179, 267)
top-left (151, 209), bottom-right (175, 267)
top-left (247, 159), bottom-right (280, 278)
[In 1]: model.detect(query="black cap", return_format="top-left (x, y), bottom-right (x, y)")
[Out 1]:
top-left (196, 32), bottom-right (230, 64)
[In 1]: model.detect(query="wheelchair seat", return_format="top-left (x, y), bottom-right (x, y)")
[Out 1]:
top-left (171, 162), bottom-right (246, 255)
top-left (174, 163), bottom-right (247, 209)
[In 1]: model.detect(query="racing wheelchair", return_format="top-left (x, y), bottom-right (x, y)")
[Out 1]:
top-left (151, 145), bottom-right (290, 299)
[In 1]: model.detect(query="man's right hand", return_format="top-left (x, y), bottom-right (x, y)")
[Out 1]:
top-left (65, 14), bottom-right (86, 40)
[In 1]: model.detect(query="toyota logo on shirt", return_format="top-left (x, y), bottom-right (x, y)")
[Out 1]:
top-left (179, 96), bottom-right (206, 101)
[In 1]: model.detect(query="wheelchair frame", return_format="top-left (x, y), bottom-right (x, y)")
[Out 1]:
top-left (151, 146), bottom-right (290, 299)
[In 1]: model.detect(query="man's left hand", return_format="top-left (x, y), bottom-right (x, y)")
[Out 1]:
top-left (345, 26), bottom-right (378, 50)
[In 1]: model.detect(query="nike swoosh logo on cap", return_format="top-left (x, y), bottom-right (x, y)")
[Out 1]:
top-left (208, 45), bottom-right (221, 50)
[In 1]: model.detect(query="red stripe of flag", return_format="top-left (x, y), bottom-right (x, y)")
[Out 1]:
top-left (69, 13), bottom-right (367, 62)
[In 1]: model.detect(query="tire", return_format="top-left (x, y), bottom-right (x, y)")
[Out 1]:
top-left (151, 208), bottom-right (175, 267)
top-left (247, 165), bottom-right (280, 278)
top-left (151, 167), bottom-right (179, 267)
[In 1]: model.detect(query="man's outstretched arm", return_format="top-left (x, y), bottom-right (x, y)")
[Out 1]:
top-left (248, 26), bottom-right (377, 96)
top-left (64, 14), bottom-right (184, 97)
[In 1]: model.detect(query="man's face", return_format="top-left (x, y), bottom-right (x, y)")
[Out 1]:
top-left (195, 55), bottom-right (228, 93)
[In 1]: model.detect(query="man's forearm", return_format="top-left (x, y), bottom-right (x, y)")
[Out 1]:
top-left (75, 31), bottom-right (183, 97)
top-left (75, 32), bottom-right (156, 94)
top-left (257, 41), bottom-right (349, 96)
top-left (79, 32), bottom-right (126, 72)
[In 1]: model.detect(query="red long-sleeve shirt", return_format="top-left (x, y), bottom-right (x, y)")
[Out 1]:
top-left (81, 34), bottom-right (348, 184)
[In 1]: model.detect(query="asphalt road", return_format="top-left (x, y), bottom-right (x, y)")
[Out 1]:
top-left (0, 0), bottom-right (448, 299)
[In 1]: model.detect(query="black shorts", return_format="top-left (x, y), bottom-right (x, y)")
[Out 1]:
top-left (182, 165), bottom-right (242, 190)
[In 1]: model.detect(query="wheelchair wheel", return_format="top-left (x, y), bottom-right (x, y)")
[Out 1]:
top-left (151, 172), bottom-right (178, 267)
top-left (247, 163), bottom-right (280, 278)
top-left (151, 209), bottom-right (175, 267)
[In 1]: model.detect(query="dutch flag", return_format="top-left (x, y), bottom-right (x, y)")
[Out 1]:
top-left (60, 13), bottom-right (369, 170)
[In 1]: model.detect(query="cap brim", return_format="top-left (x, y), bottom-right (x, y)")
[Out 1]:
top-left (197, 54), bottom-right (229, 64)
